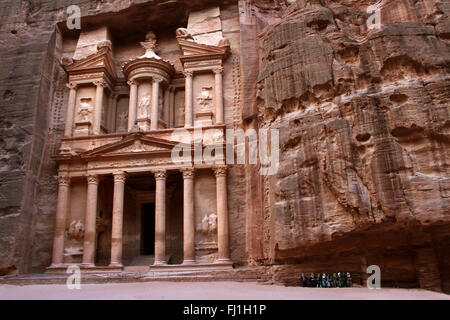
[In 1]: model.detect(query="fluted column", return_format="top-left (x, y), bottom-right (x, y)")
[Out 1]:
top-left (181, 168), bottom-right (195, 264)
top-left (154, 169), bottom-right (167, 265)
top-left (110, 172), bottom-right (127, 267)
top-left (151, 77), bottom-right (162, 130)
top-left (82, 174), bottom-right (99, 266)
top-left (128, 80), bottom-right (138, 131)
top-left (93, 80), bottom-right (106, 135)
top-left (64, 83), bottom-right (78, 137)
top-left (183, 71), bottom-right (193, 128)
top-left (213, 166), bottom-right (231, 262)
top-left (213, 67), bottom-right (224, 125)
top-left (50, 175), bottom-right (71, 267)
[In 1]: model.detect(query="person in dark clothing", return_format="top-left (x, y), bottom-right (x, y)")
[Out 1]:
top-left (310, 273), bottom-right (316, 288)
top-left (332, 273), bottom-right (337, 287)
top-left (300, 273), bottom-right (308, 287)
top-left (337, 272), bottom-right (342, 287)
top-left (342, 272), bottom-right (347, 287)
top-left (347, 272), bottom-right (353, 287)
top-left (327, 274), bottom-right (333, 287)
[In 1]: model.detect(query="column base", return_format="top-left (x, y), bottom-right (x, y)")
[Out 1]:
top-left (153, 260), bottom-right (167, 266)
top-left (109, 262), bottom-right (123, 268)
top-left (48, 263), bottom-right (65, 269)
top-left (81, 263), bottom-right (96, 268)
top-left (182, 260), bottom-right (197, 265)
top-left (215, 259), bottom-right (233, 265)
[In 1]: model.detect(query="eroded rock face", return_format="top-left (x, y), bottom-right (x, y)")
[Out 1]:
top-left (251, 0), bottom-right (450, 291)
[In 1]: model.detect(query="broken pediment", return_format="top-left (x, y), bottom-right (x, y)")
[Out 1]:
top-left (64, 41), bottom-right (117, 84)
top-left (176, 35), bottom-right (230, 61)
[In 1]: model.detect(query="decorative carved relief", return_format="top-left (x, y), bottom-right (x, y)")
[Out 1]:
top-left (176, 28), bottom-right (194, 41)
top-left (139, 31), bottom-right (161, 60)
top-left (138, 96), bottom-right (151, 118)
top-left (78, 98), bottom-right (93, 122)
top-left (199, 213), bottom-right (218, 236)
top-left (197, 87), bottom-right (213, 111)
top-left (67, 220), bottom-right (85, 241)
top-left (117, 112), bottom-right (128, 132)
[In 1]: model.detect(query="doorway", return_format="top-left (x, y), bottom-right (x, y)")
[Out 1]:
top-left (141, 203), bottom-right (155, 255)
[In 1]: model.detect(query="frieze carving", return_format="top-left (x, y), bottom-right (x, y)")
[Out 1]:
top-left (199, 213), bottom-right (218, 236)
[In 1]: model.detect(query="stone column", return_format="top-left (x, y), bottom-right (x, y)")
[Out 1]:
top-left (82, 174), bottom-right (99, 266)
top-left (64, 83), bottom-right (78, 137)
top-left (213, 166), bottom-right (231, 262)
top-left (93, 80), bottom-right (106, 135)
top-left (183, 71), bottom-right (193, 128)
top-left (50, 175), bottom-right (71, 267)
top-left (151, 77), bottom-right (162, 130)
top-left (181, 168), bottom-right (195, 264)
top-left (127, 80), bottom-right (138, 131)
top-left (110, 172), bottom-right (127, 267)
top-left (154, 169), bottom-right (167, 265)
top-left (213, 67), bottom-right (224, 125)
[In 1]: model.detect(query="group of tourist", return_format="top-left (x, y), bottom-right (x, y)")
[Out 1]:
top-left (300, 272), bottom-right (353, 288)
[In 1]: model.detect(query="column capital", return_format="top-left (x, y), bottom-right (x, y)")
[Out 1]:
top-left (153, 169), bottom-right (167, 180)
top-left (213, 165), bottom-right (227, 177)
top-left (127, 79), bottom-right (137, 86)
top-left (183, 70), bottom-right (194, 78)
top-left (93, 80), bottom-right (107, 87)
top-left (66, 82), bottom-right (78, 90)
top-left (87, 174), bottom-right (99, 185)
top-left (213, 67), bottom-right (224, 75)
top-left (113, 171), bottom-right (127, 183)
top-left (153, 76), bottom-right (164, 84)
top-left (57, 175), bottom-right (71, 186)
top-left (180, 167), bottom-right (195, 179)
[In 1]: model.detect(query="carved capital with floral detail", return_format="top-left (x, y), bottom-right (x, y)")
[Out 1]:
top-left (212, 67), bottom-right (224, 75)
top-left (152, 76), bottom-right (164, 84)
top-left (180, 167), bottom-right (195, 179)
top-left (93, 80), bottom-right (106, 87)
top-left (58, 175), bottom-right (71, 186)
top-left (127, 80), bottom-right (137, 86)
top-left (183, 70), bottom-right (193, 78)
top-left (87, 174), bottom-right (99, 185)
top-left (66, 82), bottom-right (78, 90)
top-left (113, 171), bottom-right (127, 184)
top-left (213, 165), bottom-right (227, 177)
top-left (153, 169), bottom-right (167, 181)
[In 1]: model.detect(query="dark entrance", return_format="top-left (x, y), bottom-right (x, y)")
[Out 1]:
top-left (141, 203), bottom-right (155, 255)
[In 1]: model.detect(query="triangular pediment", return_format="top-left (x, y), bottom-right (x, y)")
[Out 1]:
top-left (177, 38), bottom-right (229, 57)
top-left (82, 133), bottom-right (179, 159)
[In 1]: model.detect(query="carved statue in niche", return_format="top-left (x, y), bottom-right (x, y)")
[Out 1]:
top-left (117, 111), bottom-right (128, 132)
top-left (138, 96), bottom-right (151, 118)
top-left (197, 87), bottom-right (213, 111)
top-left (67, 220), bottom-right (85, 241)
top-left (198, 213), bottom-right (218, 243)
top-left (158, 93), bottom-right (164, 118)
top-left (78, 98), bottom-right (93, 122)
top-left (139, 30), bottom-right (161, 60)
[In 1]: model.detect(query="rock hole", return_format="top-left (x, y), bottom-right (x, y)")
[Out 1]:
top-left (356, 133), bottom-right (371, 142)
top-left (390, 93), bottom-right (409, 104)
top-left (3, 90), bottom-right (14, 101)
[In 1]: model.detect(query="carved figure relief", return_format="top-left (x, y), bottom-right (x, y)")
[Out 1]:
top-left (197, 87), bottom-right (213, 111)
top-left (139, 30), bottom-right (161, 60)
top-left (67, 220), bottom-right (85, 241)
top-left (138, 96), bottom-right (151, 118)
top-left (198, 213), bottom-right (218, 243)
top-left (117, 112), bottom-right (128, 132)
top-left (176, 28), bottom-right (194, 41)
top-left (78, 98), bottom-right (93, 122)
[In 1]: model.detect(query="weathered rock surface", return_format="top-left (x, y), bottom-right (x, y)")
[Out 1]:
top-left (249, 0), bottom-right (450, 292)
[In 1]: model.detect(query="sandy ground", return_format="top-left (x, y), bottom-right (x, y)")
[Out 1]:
top-left (0, 281), bottom-right (449, 300)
